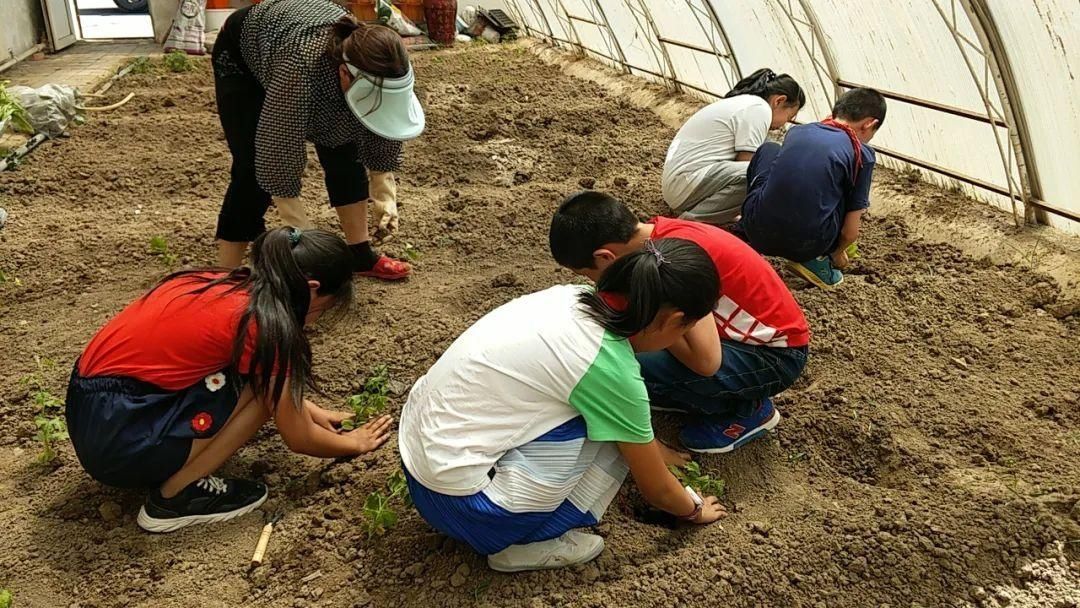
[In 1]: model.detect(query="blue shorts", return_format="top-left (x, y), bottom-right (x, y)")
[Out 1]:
top-left (404, 417), bottom-right (628, 555)
top-left (65, 366), bottom-right (242, 488)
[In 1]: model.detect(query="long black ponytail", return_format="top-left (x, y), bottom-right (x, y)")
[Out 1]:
top-left (579, 238), bottom-right (719, 338)
top-left (151, 227), bottom-right (354, 408)
top-left (725, 68), bottom-right (806, 109)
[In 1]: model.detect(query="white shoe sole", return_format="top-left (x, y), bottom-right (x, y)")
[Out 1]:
top-left (137, 492), bottom-right (268, 534)
top-left (487, 539), bottom-right (605, 573)
top-left (686, 410), bottom-right (782, 454)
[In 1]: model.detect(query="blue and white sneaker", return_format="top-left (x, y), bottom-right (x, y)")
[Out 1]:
top-left (679, 398), bottom-right (781, 454)
top-left (787, 257), bottom-right (843, 289)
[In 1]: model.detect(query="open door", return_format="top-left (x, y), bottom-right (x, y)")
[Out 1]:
top-left (40, 0), bottom-right (79, 51)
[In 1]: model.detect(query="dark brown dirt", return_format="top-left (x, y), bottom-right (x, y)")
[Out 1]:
top-left (1, 44), bottom-right (1078, 608)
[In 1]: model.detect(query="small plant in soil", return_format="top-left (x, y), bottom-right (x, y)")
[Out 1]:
top-left (669, 461), bottom-right (726, 498)
top-left (23, 356), bottom-right (68, 464)
top-left (0, 80), bottom-right (34, 135)
top-left (402, 243), bottom-right (422, 263)
top-left (386, 469), bottom-right (412, 507)
top-left (361, 491), bottom-right (398, 538)
top-left (149, 236), bottom-right (178, 267)
top-left (340, 365), bottom-right (390, 430)
top-left (0, 588), bottom-right (12, 608)
top-left (129, 56), bottom-right (152, 74)
top-left (34, 414), bottom-right (68, 464)
top-left (0, 270), bottom-right (22, 287)
top-left (361, 469), bottom-right (412, 538)
top-left (163, 50), bottom-right (194, 73)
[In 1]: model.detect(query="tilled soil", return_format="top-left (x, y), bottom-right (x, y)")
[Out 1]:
top-left (1, 44), bottom-right (1078, 608)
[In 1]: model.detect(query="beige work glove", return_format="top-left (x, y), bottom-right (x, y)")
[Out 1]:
top-left (369, 170), bottom-right (399, 240)
top-left (275, 196), bottom-right (314, 230)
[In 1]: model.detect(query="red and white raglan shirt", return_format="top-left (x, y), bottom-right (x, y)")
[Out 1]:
top-left (79, 274), bottom-right (260, 389)
top-left (650, 217), bottom-right (810, 349)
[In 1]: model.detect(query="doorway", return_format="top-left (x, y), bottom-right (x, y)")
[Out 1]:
top-left (75, 0), bottom-right (154, 39)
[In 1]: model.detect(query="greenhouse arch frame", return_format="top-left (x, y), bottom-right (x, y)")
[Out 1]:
top-left (502, 0), bottom-right (1080, 233)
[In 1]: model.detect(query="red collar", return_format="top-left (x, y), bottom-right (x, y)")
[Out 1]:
top-left (821, 118), bottom-right (863, 181)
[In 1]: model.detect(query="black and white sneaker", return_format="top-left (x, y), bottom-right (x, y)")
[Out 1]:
top-left (137, 476), bottom-right (267, 533)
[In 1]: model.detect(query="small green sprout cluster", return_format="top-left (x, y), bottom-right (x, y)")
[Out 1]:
top-left (669, 461), bottom-right (726, 498)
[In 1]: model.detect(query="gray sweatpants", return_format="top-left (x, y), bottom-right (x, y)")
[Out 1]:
top-left (664, 160), bottom-right (748, 225)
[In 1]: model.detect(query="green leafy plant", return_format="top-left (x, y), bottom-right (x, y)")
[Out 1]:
top-left (340, 365), bottom-right (390, 430)
top-left (360, 469), bottom-right (412, 538)
top-left (386, 469), bottom-right (412, 507)
top-left (361, 492), bottom-right (398, 538)
top-left (34, 414), bottom-right (68, 464)
top-left (149, 236), bottom-right (178, 267)
top-left (669, 461), bottom-right (726, 498)
top-left (23, 356), bottom-right (67, 464)
top-left (0, 270), bottom-right (22, 287)
top-left (163, 50), bottom-right (194, 73)
top-left (0, 81), bottom-right (34, 134)
top-left (0, 588), bottom-right (12, 608)
top-left (129, 56), bottom-right (152, 74)
top-left (403, 243), bottom-right (422, 263)
top-left (472, 579), bottom-right (492, 600)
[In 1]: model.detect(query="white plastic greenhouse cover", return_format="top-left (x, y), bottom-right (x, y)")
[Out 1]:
top-left (502, 0), bottom-right (1080, 234)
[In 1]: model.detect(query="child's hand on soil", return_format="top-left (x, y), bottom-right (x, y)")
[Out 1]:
top-left (831, 249), bottom-right (851, 270)
top-left (308, 405), bottom-right (353, 433)
top-left (691, 495), bottom-right (727, 525)
top-left (659, 441), bottom-right (691, 467)
top-left (347, 414), bottom-right (394, 454)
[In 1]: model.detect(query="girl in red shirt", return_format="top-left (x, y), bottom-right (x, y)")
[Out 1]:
top-left (67, 227), bottom-right (392, 533)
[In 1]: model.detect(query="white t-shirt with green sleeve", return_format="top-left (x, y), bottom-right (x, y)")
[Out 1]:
top-left (399, 285), bottom-right (653, 496)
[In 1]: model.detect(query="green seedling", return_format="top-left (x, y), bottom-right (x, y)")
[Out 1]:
top-left (35, 414), bottom-right (68, 464)
top-left (0, 270), bottom-right (22, 286)
top-left (361, 492), bottom-right (398, 538)
top-left (472, 579), bottom-right (492, 600)
top-left (386, 469), bottom-right (412, 507)
top-left (0, 80), bottom-right (34, 134)
top-left (23, 356), bottom-right (68, 463)
top-left (360, 470), bottom-right (412, 539)
top-left (669, 461), bottom-right (726, 498)
top-left (163, 50), bottom-right (194, 73)
top-left (340, 365), bottom-right (390, 430)
top-left (403, 243), bottom-right (422, 263)
top-left (788, 450), bottom-right (807, 464)
top-left (129, 56), bottom-right (152, 74)
top-left (149, 236), bottom-right (178, 267)
top-left (0, 588), bottom-right (11, 608)
top-left (22, 356), bottom-right (62, 412)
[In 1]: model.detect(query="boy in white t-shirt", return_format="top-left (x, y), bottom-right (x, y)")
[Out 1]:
top-left (662, 68), bottom-right (805, 225)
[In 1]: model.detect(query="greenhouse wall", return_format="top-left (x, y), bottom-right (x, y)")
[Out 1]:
top-left (502, 0), bottom-right (1080, 235)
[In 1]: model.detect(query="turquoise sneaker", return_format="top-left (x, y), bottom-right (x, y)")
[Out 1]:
top-left (787, 257), bottom-right (843, 289)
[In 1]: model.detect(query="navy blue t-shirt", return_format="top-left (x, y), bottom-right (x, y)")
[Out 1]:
top-left (741, 123), bottom-right (875, 261)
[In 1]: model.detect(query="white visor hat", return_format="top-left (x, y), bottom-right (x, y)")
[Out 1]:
top-left (343, 57), bottom-right (425, 141)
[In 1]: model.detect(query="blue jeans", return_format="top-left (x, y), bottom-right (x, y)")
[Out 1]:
top-left (636, 341), bottom-right (808, 418)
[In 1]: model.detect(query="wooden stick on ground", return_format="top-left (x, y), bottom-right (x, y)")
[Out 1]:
top-left (77, 92), bottom-right (135, 112)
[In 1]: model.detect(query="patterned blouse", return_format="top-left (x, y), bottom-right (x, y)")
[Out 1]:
top-left (240, 0), bottom-right (403, 198)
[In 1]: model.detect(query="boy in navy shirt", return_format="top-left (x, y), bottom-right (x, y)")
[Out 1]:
top-left (738, 88), bottom-right (887, 288)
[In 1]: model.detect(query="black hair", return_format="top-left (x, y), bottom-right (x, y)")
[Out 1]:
top-left (725, 68), bottom-right (806, 109)
top-left (832, 87), bottom-right (887, 127)
top-left (549, 191), bottom-right (638, 269)
top-left (578, 238), bottom-right (719, 338)
top-left (150, 227), bottom-right (354, 408)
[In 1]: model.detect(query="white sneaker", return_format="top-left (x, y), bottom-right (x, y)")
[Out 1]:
top-left (487, 530), bottom-right (605, 572)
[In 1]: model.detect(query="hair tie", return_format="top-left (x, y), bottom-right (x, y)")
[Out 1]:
top-left (288, 228), bottom-right (302, 245)
top-left (644, 240), bottom-right (667, 264)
